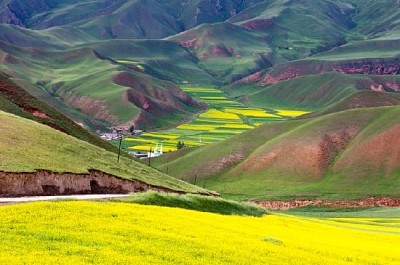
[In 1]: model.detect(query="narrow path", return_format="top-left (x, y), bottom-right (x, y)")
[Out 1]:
top-left (0, 194), bottom-right (130, 204)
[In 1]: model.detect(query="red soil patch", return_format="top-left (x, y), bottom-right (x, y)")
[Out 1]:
top-left (256, 197), bottom-right (400, 210)
top-left (232, 128), bottom-right (357, 179)
top-left (237, 58), bottom-right (400, 88)
top-left (188, 152), bottom-right (244, 179)
top-left (318, 131), bottom-right (352, 173)
top-left (0, 169), bottom-right (203, 197)
top-left (259, 69), bottom-right (300, 86)
top-left (180, 38), bottom-right (198, 48)
top-left (62, 93), bottom-right (118, 124)
top-left (32, 110), bottom-right (50, 119)
top-left (241, 19), bottom-right (275, 31)
top-left (209, 45), bottom-right (234, 58)
top-left (0, 77), bottom-right (53, 120)
top-left (240, 71), bottom-right (264, 83)
top-left (385, 81), bottom-right (400, 92)
top-left (334, 124), bottom-right (400, 175)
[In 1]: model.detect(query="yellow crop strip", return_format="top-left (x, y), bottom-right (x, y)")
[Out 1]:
top-left (0, 202), bottom-right (399, 265)
top-left (141, 133), bottom-right (180, 139)
top-left (199, 109), bottom-right (241, 120)
top-left (177, 124), bottom-right (217, 131)
top-left (220, 123), bottom-right (254, 129)
top-left (276, 109), bottom-right (311, 117)
top-left (225, 108), bottom-right (280, 118)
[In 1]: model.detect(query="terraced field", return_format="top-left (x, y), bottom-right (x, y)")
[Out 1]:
top-left (125, 86), bottom-right (310, 152)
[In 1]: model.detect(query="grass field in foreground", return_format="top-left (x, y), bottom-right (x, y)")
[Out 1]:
top-left (0, 202), bottom-right (399, 265)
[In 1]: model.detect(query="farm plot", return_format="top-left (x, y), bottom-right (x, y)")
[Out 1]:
top-left (1, 201), bottom-right (399, 265)
top-left (124, 86), bottom-right (310, 152)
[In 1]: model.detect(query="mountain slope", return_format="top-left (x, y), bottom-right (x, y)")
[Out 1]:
top-left (233, 73), bottom-right (400, 115)
top-left (152, 106), bottom-right (400, 200)
top-left (0, 110), bottom-right (208, 195)
top-left (0, 36), bottom-right (202, 129)
top-left (0, 0), bottom-right (265, 39)
top-left (0, 73), bottom-right (118, 152)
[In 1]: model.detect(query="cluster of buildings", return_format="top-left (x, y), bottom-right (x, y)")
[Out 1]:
top-left (98, 126), bottom-right (143, 141)
top-left (129, 143), bottom-right (164, 159)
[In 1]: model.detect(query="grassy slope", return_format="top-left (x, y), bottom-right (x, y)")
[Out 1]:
top-left (89, 39), bottom-right (218, 85)
top-left (113, 191), bottom-right (266, 217)
top-left (0, 38), bottom-right (201, 129)
top-left (0, 201), bottom-right (399, 264)
top-left (167, 22), bottom-right (277, 83)
top-left (229, 0), bottom-right (355, 59)
top-left (0, 110), bottom-right (206, 194)
top-left (0, 0), bottom-right (265, 39)
top-left (235, 73), bottom-right (400, 113)
top-left (0, 74), bottom-right (119, 153)
top-left (152, 106), bottom-right (400, 200)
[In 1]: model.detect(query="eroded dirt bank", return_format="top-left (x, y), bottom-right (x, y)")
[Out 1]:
top-left (0, 169), bottom-right (185, 197)
top-left (256, 197), bottom-right (400, 210)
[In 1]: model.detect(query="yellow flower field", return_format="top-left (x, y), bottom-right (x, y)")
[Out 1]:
top-left (123, 86), bottom-right (313, 152)
top-left (220, 123), bottom-right (254, 129)
top-left (0, 202), bottom-right (399, 265)
top-left (225, 108), bottom-right (280, 118)
top-left (177, 124), bottom-right (217, 131)
top-left (141, 133), bottom-right (180, 139)
top-left (199, 109), bottom-right (241, 120)
top-left (276, 109), bottom-right (311, 117)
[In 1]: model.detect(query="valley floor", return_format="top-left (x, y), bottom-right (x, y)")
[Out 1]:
top-left (0, 201), bottom-right (399, 265)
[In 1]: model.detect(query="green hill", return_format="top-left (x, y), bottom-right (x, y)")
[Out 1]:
top-left (0, 110), bottom-right (208, 195)
top-left (0, 74), bottom-right (117, 152)
top-left (231, 73), bottom-right (400, 115)
top-left (0, 0), bottom-right (264, 39)
top-left (0, 39), bottom-right (202, 129)
top-left (152, 106), bottom-right (400, 200)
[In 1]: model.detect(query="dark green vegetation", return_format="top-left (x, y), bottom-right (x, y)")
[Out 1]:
top-left (153, 106), bottom-right (400, 200)
top-left (112, 192), bottom-right (266, 217)
top-left (0, 110), bottom-right (208, 194)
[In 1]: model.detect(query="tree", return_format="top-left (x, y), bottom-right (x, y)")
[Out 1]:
top-left (177, 141), bottom-right (184, 150)
top-left (129, 125), bottom-right (135, 134)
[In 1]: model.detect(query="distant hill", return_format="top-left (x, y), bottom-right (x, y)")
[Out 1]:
top-left (152, 106), bottom-right (400, 200)
top-left (0, 0), bottom-right (264, 39)
top-left (0, 0), bottom-right (399, 129)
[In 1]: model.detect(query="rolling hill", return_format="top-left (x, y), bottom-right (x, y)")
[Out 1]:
top-left (0, 0), bottom-right (400, 199)
top-left (152, 106), bottom-right (400, 200)
top-left (1, 0), bottom-right (400, 129)
top-left (0, 73), bottom-right (119, 152)
top-left (0, 110), bottom-right (210, 196)
top-left (0, 33), bottom-right (203, 129)
top-left (0, 0), bottom-right (265, 39)
top-left (230, 72), bottom-right (400, 115)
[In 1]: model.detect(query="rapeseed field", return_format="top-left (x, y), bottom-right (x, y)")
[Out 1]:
top-left (124, 86), bottom-right (311, 152)
top-left (0, 201), bottom-right (399, 265)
